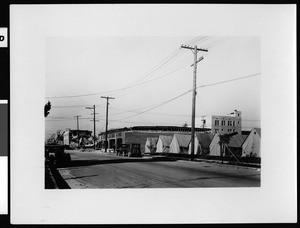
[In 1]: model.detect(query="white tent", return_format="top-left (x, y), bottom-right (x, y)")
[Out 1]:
top-left (242, 128), bottom-right (261, 157)
top-left (209, 133), bottom-right (221, 156)
top-left (155, 135), bottom-right (173, 153)
top-left (188, 132), bottom-right (214, 155)
top-left (169, 134), bottom-right (191, 154)
top-left (144, 137), bottom-right (159, 154)
top-left (209, 133), bottom-right (247, 157)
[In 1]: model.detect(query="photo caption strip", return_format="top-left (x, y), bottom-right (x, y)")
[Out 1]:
top-left (0, 28), bottom-right (7, 48)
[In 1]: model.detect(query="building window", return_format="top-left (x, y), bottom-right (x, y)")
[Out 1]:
top-left (228, 129), bottom-right (232, 132)
top-left (221, 120), bottom-right (226, 126)
top-left (233, 121), bottom-right (235, 126)
top-left (228, 120), bottom-right (232, 126)
top-left (215, 120), bottom-right (219, 126)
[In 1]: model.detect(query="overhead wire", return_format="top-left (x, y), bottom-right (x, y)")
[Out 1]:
top-left (185, 36), bottom-right (212, 46)
top-left (48, 72), bottom-right (261, 121)
top-left (197, 73), bottom-right (260, 89)
top-left (111, 72), bottom-right (260, 121)
top-left (45, 48), bottom-right (184, 99)
top-left (106, 51), bottom-right (194, 98)
top-left (118, 89), bottom-right (193, 121)
top-left (52, 104), bottom-right (105, 109)
top-left (45, 36), bottom-right (213, 100)
top-left (46, 37), bottom-right (259, 131)
top-left (202, 37), bottom-right (231, 49)
top-left (126, 48), bottom-right (183, 85)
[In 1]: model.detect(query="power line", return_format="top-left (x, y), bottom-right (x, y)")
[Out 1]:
top-left (109, 54), bottom-right (193, 99)
top-left (45, 37), bottom-right (236, 100)
top-left (119, 89), bottom-right (192, 121)
top-left (52, 104), bottom-right (105, 108)
top-left (127, 48), bottom-right (183, 85)
top-left (114, 65), bottom-right (189, 97)
top-left (111, 109), bottom-right (192, 117)
top-left (103, 49), bottom-right (187, 96)
top-left (112, 73), bottom-right (260, 121)
top-left (45, 48), bottom-right (184, 99)
top-left (185, 36), bottom-right (213, 46)
top-left (45, 38), bottom-right (215, 100)
top-left (202, 37), bottom-right (231, 49)
top-left (48, 73), bottom-right (261, 121)
top-left (197, 73), bottom-right (260, 89)
top-left (47, 73), bottom-right (260, 121)
top-left (46, 42), bottom-right (197, 100)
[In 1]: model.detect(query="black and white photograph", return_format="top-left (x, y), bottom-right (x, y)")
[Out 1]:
top-left (44, 36), bottom-right (261, 189)
top-left (10, 4), bottom-right (296, 224)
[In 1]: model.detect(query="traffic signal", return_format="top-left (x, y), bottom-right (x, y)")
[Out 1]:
top-left (44, 101), bottom-right (51, 117)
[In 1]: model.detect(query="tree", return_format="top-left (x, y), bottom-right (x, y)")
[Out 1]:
top-left (218, 132), bottom-right (238, 162)
top-left (44, 101), bottom-right (51, 117)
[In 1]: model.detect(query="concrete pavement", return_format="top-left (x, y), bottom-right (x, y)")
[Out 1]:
top-left (57, 151), bottom-right (260, 188)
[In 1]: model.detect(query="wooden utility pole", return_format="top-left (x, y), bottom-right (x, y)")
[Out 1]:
top-left (101, 96), bottom-right (115, 152)
top-left (74, 115), bottom-right (81, 146)
top-left (86, 105), bottom-right (99, 150)
top-left (181, 44), bottom-right (207, 160)
top-left (201, 115), bottom-right (206, 129)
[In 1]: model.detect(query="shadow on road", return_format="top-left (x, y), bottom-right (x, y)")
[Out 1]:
top-left (64, 156), bottom-right (178, 168)
top-left (181, 173), bottom-right (261, 182)
top-left (64, 174), bottom-right (99, 180)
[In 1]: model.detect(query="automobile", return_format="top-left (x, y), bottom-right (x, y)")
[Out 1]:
top-left (45, 144), bottom-right (71, 167)
top-left (116, 143), bottom-right (141, 157)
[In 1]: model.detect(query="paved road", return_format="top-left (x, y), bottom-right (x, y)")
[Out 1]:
top-left (57, 150), bottom-right (260, 189)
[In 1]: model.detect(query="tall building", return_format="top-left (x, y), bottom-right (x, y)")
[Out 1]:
top-left (211, 110), bottom-right (242, 135)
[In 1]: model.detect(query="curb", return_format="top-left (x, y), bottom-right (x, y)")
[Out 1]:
top-left (45, 164), bottom-right (58, 189)
top-left (47, 163), bottom-right (71, 189)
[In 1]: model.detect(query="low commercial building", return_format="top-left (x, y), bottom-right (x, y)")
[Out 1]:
top-left (98, 125), bottom-right (210, 153)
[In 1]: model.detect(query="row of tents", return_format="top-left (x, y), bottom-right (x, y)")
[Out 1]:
top-left (144, 128), bottom-right (261, 158)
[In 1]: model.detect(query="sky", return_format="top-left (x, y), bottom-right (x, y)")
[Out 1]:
top-left (45, 36), bottom-right (260, 138)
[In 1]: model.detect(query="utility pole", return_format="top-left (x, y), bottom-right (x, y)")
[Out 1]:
top-left (181, 44), bottom-right (207, 161)
top-left (201, 115), bottom-right (206, 129)
top-left (101, 96), bottom-right (115, 153)
top-left (86, 105), bottom-right (99, 150)
top-left (74, 115), bottom-right (81, 146)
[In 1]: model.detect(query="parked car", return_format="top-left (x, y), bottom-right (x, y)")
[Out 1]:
top-left (45, 144), bottom-right (71, 167)
top-left (116, 143), bottom-right (141, 157)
